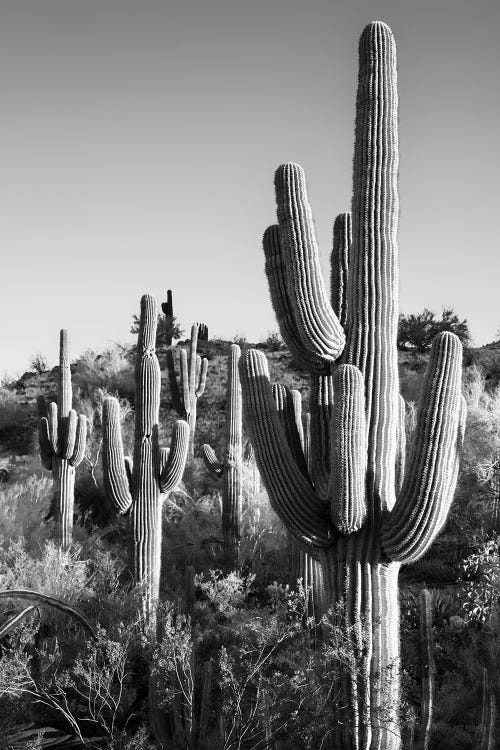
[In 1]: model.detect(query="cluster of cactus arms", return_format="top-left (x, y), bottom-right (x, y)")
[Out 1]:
top-left (161, 289), bottom-right (174, 346)
top-left (38, 330), bottom-right (87, 548)
top-left (197, 323), bottom-right (209, 341)
top-left (239, 21), bottom-right (466, 750)
top-left (102, 295), bottom-right (190, 612)
top-left (166, 323), bottom-right (209, 467)
top-left (202, 344), bottom-right (243, 571)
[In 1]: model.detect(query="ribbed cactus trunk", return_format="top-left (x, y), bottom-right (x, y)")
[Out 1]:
top-left (239, 22), bottom-right (466, 750)
top-left (38, 330), bottom-right (87, 548)
top-left (102, 295), bottom-right (189, 615)
top-left (202, 345), bottom-right (243, 570)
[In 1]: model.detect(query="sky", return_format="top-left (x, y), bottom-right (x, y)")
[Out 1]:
top-left (1, 0), bottom-right (499, 377)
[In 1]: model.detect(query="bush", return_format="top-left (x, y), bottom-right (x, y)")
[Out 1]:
top-left (397, 308), bottom-right (471, 352)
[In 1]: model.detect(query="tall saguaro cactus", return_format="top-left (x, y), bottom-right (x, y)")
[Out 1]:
top-left (202, 344), bottom-right (243, 570)
top-left (38, 330), bottom-right (87, 548)
top-left (102, 295), bottom-right (189, 611)
top-left (167, 324), bottom-right (208, 467)
top-left (239, 22), bottom-right (466, 750)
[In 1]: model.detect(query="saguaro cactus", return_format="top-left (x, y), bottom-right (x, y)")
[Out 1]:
top-left (102, 295), bottom-right (189, 611)
top-left (167, 323), bottom-right (208, 467)
top-left (202, 344), bottom-right (243, 570)
top-left (161, 289), bottom-right (174, 346)
top-left (239, 22), bottom-right (466, 750)
top-left (38, 330), bottom-right (87, 548)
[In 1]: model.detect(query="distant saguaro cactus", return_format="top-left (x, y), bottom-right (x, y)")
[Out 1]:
top-left (167, 323), bottom-right (209, 468)
top-left (102, 295), bottom-right (189, 612)
top-left (161, 289), bottom-right (174, 346)
top-left (239, 22), bottom-right (466, 750)
top-left (38, 330), bottom-right (87, 548)
top-left (202, 344), bottom-right (243, 570)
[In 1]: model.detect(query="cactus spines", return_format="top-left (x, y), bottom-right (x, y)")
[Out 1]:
top-left (202, 344), bottom-right (243, 570)
top-left (102, 295), bottom-right (189, 611)
top-left (38, 330), bottom-right (87, 548)
top-left (168, 323), bottom-right (208, 468)
top-left (239, 22), bottom-right (466, 750)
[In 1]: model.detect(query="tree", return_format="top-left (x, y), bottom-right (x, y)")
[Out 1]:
top-left (397, 308), bottom-right (471, 352)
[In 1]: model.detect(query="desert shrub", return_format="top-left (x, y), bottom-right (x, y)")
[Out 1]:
top-left (259, 330), bottom-right (287, 351)
top-left (398, 308), bottom-right (471, 352)
top-left (0, 475), bottom-right (52, 549)
top-left (72, 347), bottom-right (135, 404)
top-left (0, 388), bottom-right (37, 454)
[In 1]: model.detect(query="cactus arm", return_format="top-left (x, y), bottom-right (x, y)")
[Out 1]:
top-left (196, 356), bottom-right (208, 398)
top-left (382, 333), bottom-right (463, 563)
top-left (272, 384), bottom-right (310, 480)
top-left (69, 415), bottom-right (87, 467)
top-left (263, 225), bottom-right (324, 373)
top-left (344, 21), bottom-right (400, 517)
top-left (38, 418), bottom-right (54, 470)
top-left (60, 409), bottom-right (77, 460)
top-left (328, 364), bottom-right (367, 534)
top-left (47, 402), bottom-right (59, 454)
top-left (0, 590), bottom-right (96, 639)
top-left (331, 212), bottom-right (351, 329)
top-left (395, 395), bottom-right (407, 495)
top-left (180, 348), bottom-right (190, 416)
top-left (188, 324), bottom-right (199, 400)
top-left (0, 605), bottom-right (38, 641)
top-left (202, 444), bottom-right (224, 477)
top-left (159, 420), bottom-right (190, 493)
top-left (239, 349), bottom-right (331, 548)
top-left (58, 329), bottom-right (72, 419)
top-left (102, 397), bottom-right (133, 514)
top-left (274, 163), bottom-right (345, 372)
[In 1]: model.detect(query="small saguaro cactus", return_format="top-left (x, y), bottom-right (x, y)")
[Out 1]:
top-left (38, 330), bottom-right (87, 548)
top-left (102, 295), bottom-right (189, 611)
top-left (239, 21), bottom-right (466, 750)
top-left (202, 344), bottom-right (243, 571)
top-left (166, 323), bottom-right (209, 467)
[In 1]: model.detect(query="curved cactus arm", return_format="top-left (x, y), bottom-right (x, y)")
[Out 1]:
top-left (69, 415), bottom-right (87, 467)
top-left (0, 590), bottom-right (96, 639)
top-left (196, 357), bottom-right (208, 398)
top-left (395, 395), bottom-right (407, 495)
top-left (272, 384), bottom-right (310, 480)
top-left (201, 444), bottom-right (224, 477)
top-left (39, 418), bottom-right (54, 470)
top-left (328, 364), bottom-right (367, 534)
top-left (60, 409), bottom-right (77, 460)
top-left (159, 420), bottom-right (190, 494)
top-left (331, 212), bottom-right (351, 329)
top-left (47, 402), bottom-right (59, 454)
top-left (274, 162), bottom-right (345, 373)
top-left (382, 332), bottom-right (464, 563)
top-left (239, 349), bottom-right (331, 548)
top-left (0, 605), bottom-right (38, 640)
top-left (102, 397), bottom-right (133, 514)
top-left (263, 225), bottom-right (323, 373)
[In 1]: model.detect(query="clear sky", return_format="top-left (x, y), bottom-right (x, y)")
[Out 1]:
top-left (1, 0), bottom-right (499, 377)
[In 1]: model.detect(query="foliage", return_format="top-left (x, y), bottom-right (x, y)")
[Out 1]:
top-left (397, 308), bottom-right (471, 352)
